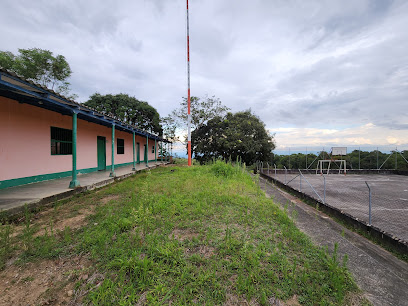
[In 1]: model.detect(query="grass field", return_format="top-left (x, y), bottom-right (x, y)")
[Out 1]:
top-left (0, 162), bottom-right (366, 305)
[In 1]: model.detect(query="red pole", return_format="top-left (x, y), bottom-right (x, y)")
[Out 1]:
top-left (187, 0), bottom-right (192, 166)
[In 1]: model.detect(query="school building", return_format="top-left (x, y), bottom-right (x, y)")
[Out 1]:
top-left (0, 68), bottom-right (171, 190)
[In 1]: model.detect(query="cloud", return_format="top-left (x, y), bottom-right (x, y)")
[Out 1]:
top-left (270, 123), bottom-right (408, 152)
top-left (0, 0), bottom-right (407, 148)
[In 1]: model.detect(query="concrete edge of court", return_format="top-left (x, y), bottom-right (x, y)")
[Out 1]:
top-left (259, 172), bottom-right (408, 255)
top-left (257, 174), bottom-right (408, 305)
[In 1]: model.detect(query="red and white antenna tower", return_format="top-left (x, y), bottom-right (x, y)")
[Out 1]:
top-left (186, 0), bottom-right (192, 166)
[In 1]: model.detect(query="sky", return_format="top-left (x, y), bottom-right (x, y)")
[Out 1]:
top-left (1, 0), bottom-right (408, 154)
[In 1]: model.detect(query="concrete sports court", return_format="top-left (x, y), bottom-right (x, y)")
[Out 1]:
top-left (266, 171), bottom-right (408, 244)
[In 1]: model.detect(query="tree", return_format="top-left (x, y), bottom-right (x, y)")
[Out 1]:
top-left (160, 115), bottom-right (178, 143)
top-left (0, 48), bottom-right (75, 98)
top-left (162, 95), bottom-right (230, 156)
top-left (171, 95), bottom-right (230, 131)
top-left (192, 110), bottom-right (275, 165)
top-left (84, 93), bottom-right (162, 135)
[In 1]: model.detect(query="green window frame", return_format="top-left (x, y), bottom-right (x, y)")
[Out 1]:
top-left (51, 126), bottom-right (72, 155)
top-left (117, 138), bottom-right (125, 154)
top-left (152, 145), bottom-right (155, 153)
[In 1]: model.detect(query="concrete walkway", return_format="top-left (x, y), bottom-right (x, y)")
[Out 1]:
top-left (257, 176), bottom-right (408, 306)
top-left (0, 161), bottom-right (168, 216)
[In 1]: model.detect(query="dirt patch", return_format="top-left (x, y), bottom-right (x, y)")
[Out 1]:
top-left (32, 208), bottom-right (94, 238)
top-left (185, 245), bottom-right (215, 258)
top-left (0, 255), bottom-right (92, 306)
top-left (53, 209), bottom-right (92, 231)
top-left (223, 293), bottom-right (299, 306)
top-left (135, 291), bottom-right (148, 305)
top-left (343, 291), bottom-right (370, 306)
top-left (10, 193), bottom-right (120, 239)
top-left (100, 194), bottom-right (121, 204)
top-left (284, 295), bottom-right (301, 306)
top-left (169, 228), bottom-right (199, 242)
top-left (228, 274), bottom-right (237, 284)
top-left (223, 293), bottom-right (259, 305)
top-left (11, 201), bottom-right (96, 239)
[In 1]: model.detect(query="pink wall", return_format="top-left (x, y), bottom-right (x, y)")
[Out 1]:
top-left (135, 135), bottom-right (158, 162)
top-left (1, 97), bottom-right (72, 181)
top-left (0, 97), bottom-right (158, 181)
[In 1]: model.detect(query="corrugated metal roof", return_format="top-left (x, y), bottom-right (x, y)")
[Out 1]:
top-left (0, 68), bottom-right (170, 142)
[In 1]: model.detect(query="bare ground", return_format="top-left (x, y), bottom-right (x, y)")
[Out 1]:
top-left (0, 192), bottom-right (119, 305)
top-left (0, 255), bottom-right (91, 305)
top-left (169, 228), bottom-right (199, 242)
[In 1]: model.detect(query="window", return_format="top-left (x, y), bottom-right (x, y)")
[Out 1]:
top-left (152, 145), bottom-right (155, 153)
top-left (117, 138), bottom-right (124, 154)
top-left (51, 127), bottom-right (72, 155)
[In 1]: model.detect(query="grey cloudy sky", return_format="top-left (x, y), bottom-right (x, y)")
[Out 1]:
top-left (1, 0), bottom-right (407, 151)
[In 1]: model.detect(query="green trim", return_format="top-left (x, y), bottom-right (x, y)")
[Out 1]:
top-left (136, 142), bottom-right (140, 163)
top-left (0, 161), bottom-right (145, 190)
top-left (161, 142), bottom-right (163, 163)
top-left (69, 112), bottom-right (80, 188)
top-left (0, 167), bottom-right (96, 190)
top-left (50, 126), bottom-right (73, 156)
top-left (97, 136), bottom-right (106, 171)
top-left (105, 161), bottom-right (134, 170)
top-left (146, 136), bottom-right (149, 166)
top-left (110, 125), bottom-right (116, 177)
top-left (132, 132), bottom-right (136, 170)
top-left (50, 152), bottom-right (72, 156)
top-left (132, 159), bottom-right (159, 164)
top-left (117, 138), bottom-right (125, 155)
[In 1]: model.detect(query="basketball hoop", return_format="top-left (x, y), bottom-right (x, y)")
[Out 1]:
top-left (316, 147), bottom-right (347, 175)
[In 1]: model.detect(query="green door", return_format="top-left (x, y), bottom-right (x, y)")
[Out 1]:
top-left (144, 144), bottom-right (148, 164)
top-left (97, 136), bottom-right (106, 171)
top-left (136, 142), bottom-right (140, 163)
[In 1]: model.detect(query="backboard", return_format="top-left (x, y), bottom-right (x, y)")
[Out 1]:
top-left (331, 147), bottom-right (347, 156)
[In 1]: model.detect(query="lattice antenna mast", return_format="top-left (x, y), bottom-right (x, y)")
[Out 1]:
top-left (186, 0), bottom-right (192, 166)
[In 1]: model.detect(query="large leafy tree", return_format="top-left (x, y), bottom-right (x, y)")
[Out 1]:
top-left (162, 95), bottom-right (230, 152)
top-left (192, 110), bottom-right (275, 165)
top-left (160, 115), bottom-right (178, 143)
top-left (84, 93), bottom-right (162, 135)
top-left (0, 48), bottom-right (75, 98)
top-left (171, 95), bottom-right (230, 131)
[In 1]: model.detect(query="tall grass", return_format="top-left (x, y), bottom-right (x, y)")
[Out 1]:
top-left (77, 162), bottom-right (358, 304)
top-left (0, 162), bottom-right (361, 304)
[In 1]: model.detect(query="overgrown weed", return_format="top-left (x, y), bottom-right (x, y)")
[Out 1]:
top-left (0, 163), bottom-right (363, 304)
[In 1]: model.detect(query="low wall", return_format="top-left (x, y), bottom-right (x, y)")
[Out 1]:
top-left (262, 169), bottom-right (408, 175)
top-left (259, 172), bottom-right (408, 255)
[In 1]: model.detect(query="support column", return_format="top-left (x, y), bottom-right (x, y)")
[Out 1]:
top-left (161, 141), bottom-right (163, 163)
top-left (146, 135), bottom-right (149, 167)
top-left (155, 139), bottom-right (157, 163)
top-left (110, 124), bottom-right (116, 177)
top-left (132, 131), bottom-right (136, 171)
top-left (69, 111), bottom-right (80, 188)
